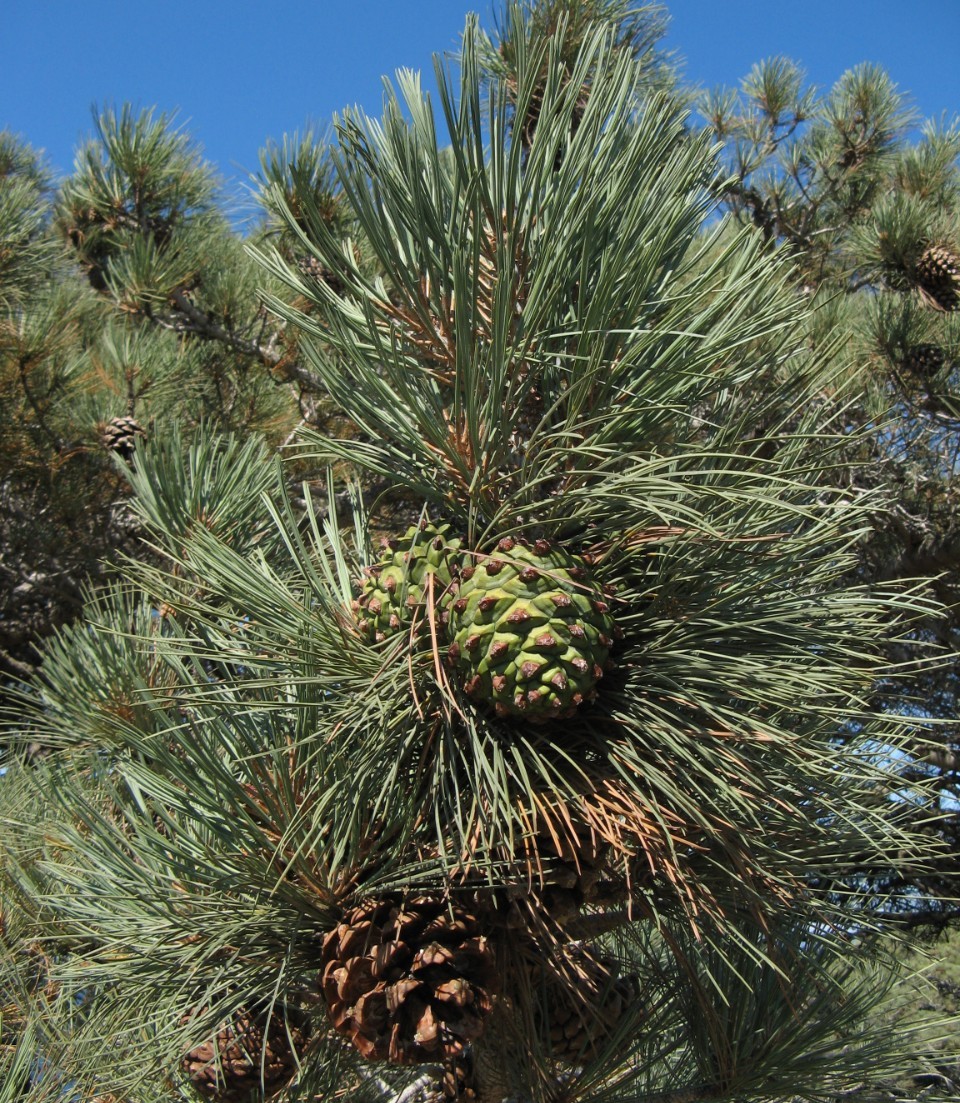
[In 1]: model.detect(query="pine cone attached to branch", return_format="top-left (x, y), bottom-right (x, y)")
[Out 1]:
top-left (320, 895), bottom-right (497, 1065)
top-left (534, 945), bottom-right (640, 1065)
top-left (444, 537), bottom-right (617, 723)
top-left (100, 416), bottom-right (147, 461)
top-left (181, 1005), bottom-right (310, 1102)
top-left (296, 253), bottom-right (347, 296)
top-left (902, 343), bottom-right (946, 378)
top-left (915, 244), bottom-right (960, 311)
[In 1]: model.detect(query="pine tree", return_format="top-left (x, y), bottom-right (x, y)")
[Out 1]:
top-left (0, 110), bottom-right (310, 682)
top-left (1, 6), bottom-right (953, 1103)
top-left (703, 58), bottom-right (960, 923)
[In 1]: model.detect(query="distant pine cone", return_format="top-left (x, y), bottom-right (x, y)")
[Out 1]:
top-left (320, 895), bottom-right (496, 1065)
top-left (915, 244), bottom-right (960, 311)
top-left (100, 416), bottom-right (146, 461)
top-left (181, 1006), bottom-right (309, 1102)
top-left (421, 1055), bottom-right (478, 1103)
top-left (534, 945), bottom-right (640, 1065)
top-left (902, 343), bottom-right (946, 378)
top-left (297, 243), bottom-right (361, 296)
top-left (504, 54), bottom-right (591, 160)
top-left (296, 253), bottom-right (347, 296)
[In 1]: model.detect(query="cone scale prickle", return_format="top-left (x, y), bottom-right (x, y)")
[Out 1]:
top-left (445, 537), bottom-right (617, 722)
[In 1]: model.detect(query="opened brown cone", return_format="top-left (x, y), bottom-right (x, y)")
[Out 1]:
top-left (916, 244), bottom-right (960, 311)
top-left (181, 1006), bottom-right (309, 1101)
top-left (320, 895), bottom-right (497, 1065)
top-left (100, 416), bottom-right (146, 461)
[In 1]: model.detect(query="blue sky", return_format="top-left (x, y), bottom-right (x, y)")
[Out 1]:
top-left (3, 1), bottom-right (958, 215)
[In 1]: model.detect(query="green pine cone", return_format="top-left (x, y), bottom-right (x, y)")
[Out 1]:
top-left (353, 523), bottom-right (460, 643)
top-left (445, 538), bottom-right (617, 722)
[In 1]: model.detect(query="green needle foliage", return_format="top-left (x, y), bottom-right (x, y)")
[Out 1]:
top-left (704, 54), bottom-right (960, 923)
top-left (1, 5), bottom-right (956, 1103)
top-left (0, 108), bottom-right (311, 682)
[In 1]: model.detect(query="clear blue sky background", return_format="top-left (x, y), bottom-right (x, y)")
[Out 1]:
top-left (3, 1), bottom-right (958, 220)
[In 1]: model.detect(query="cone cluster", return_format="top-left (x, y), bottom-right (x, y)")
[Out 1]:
top-left (353, 530), bottom-right (617, 723)
top-left (915, 244), bottom-right (960, 311)
top-left (320, 895), bottom-right (496, 1065)
top-left (180, 1006), bottom-right (309, 1102)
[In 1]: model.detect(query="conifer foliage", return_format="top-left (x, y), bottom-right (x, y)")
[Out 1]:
top-left (0, 109), bottom-right (304, 682)
top-left (705, 57), bottom-right (960, 919)
top-left (0, 5), bottom-right (952, 1103)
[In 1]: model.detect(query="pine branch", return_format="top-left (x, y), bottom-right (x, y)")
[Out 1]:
top-left (164, 288), bottom-right (276, 363)
top-left (152, 289), bottom-right (329, 397)
top-left (0, 641), bottom-right (38, 680)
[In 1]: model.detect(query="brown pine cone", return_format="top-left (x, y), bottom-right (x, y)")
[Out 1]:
top-left (320, 895), bottom-right (497, 1065)
top-left (902, 343), bottom-right (946, 378)
top-left (100, 416), bottom-right (146, 461)
top-left (534, 945), bottom-right (640, 1065)
top-left (916, 244), bottom-right (960, 311)
top-left (181, 1005), bottom-right (309, 1101)
top-left (296, 254), bottom-right (346, 296)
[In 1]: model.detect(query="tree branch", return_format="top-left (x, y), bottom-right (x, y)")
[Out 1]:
top-left (166, 289), bottom-right (281, 365)
top-left (159, 289), bottom-right (329, 395)
top-left (0, 641), bottom-right (39, 681)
